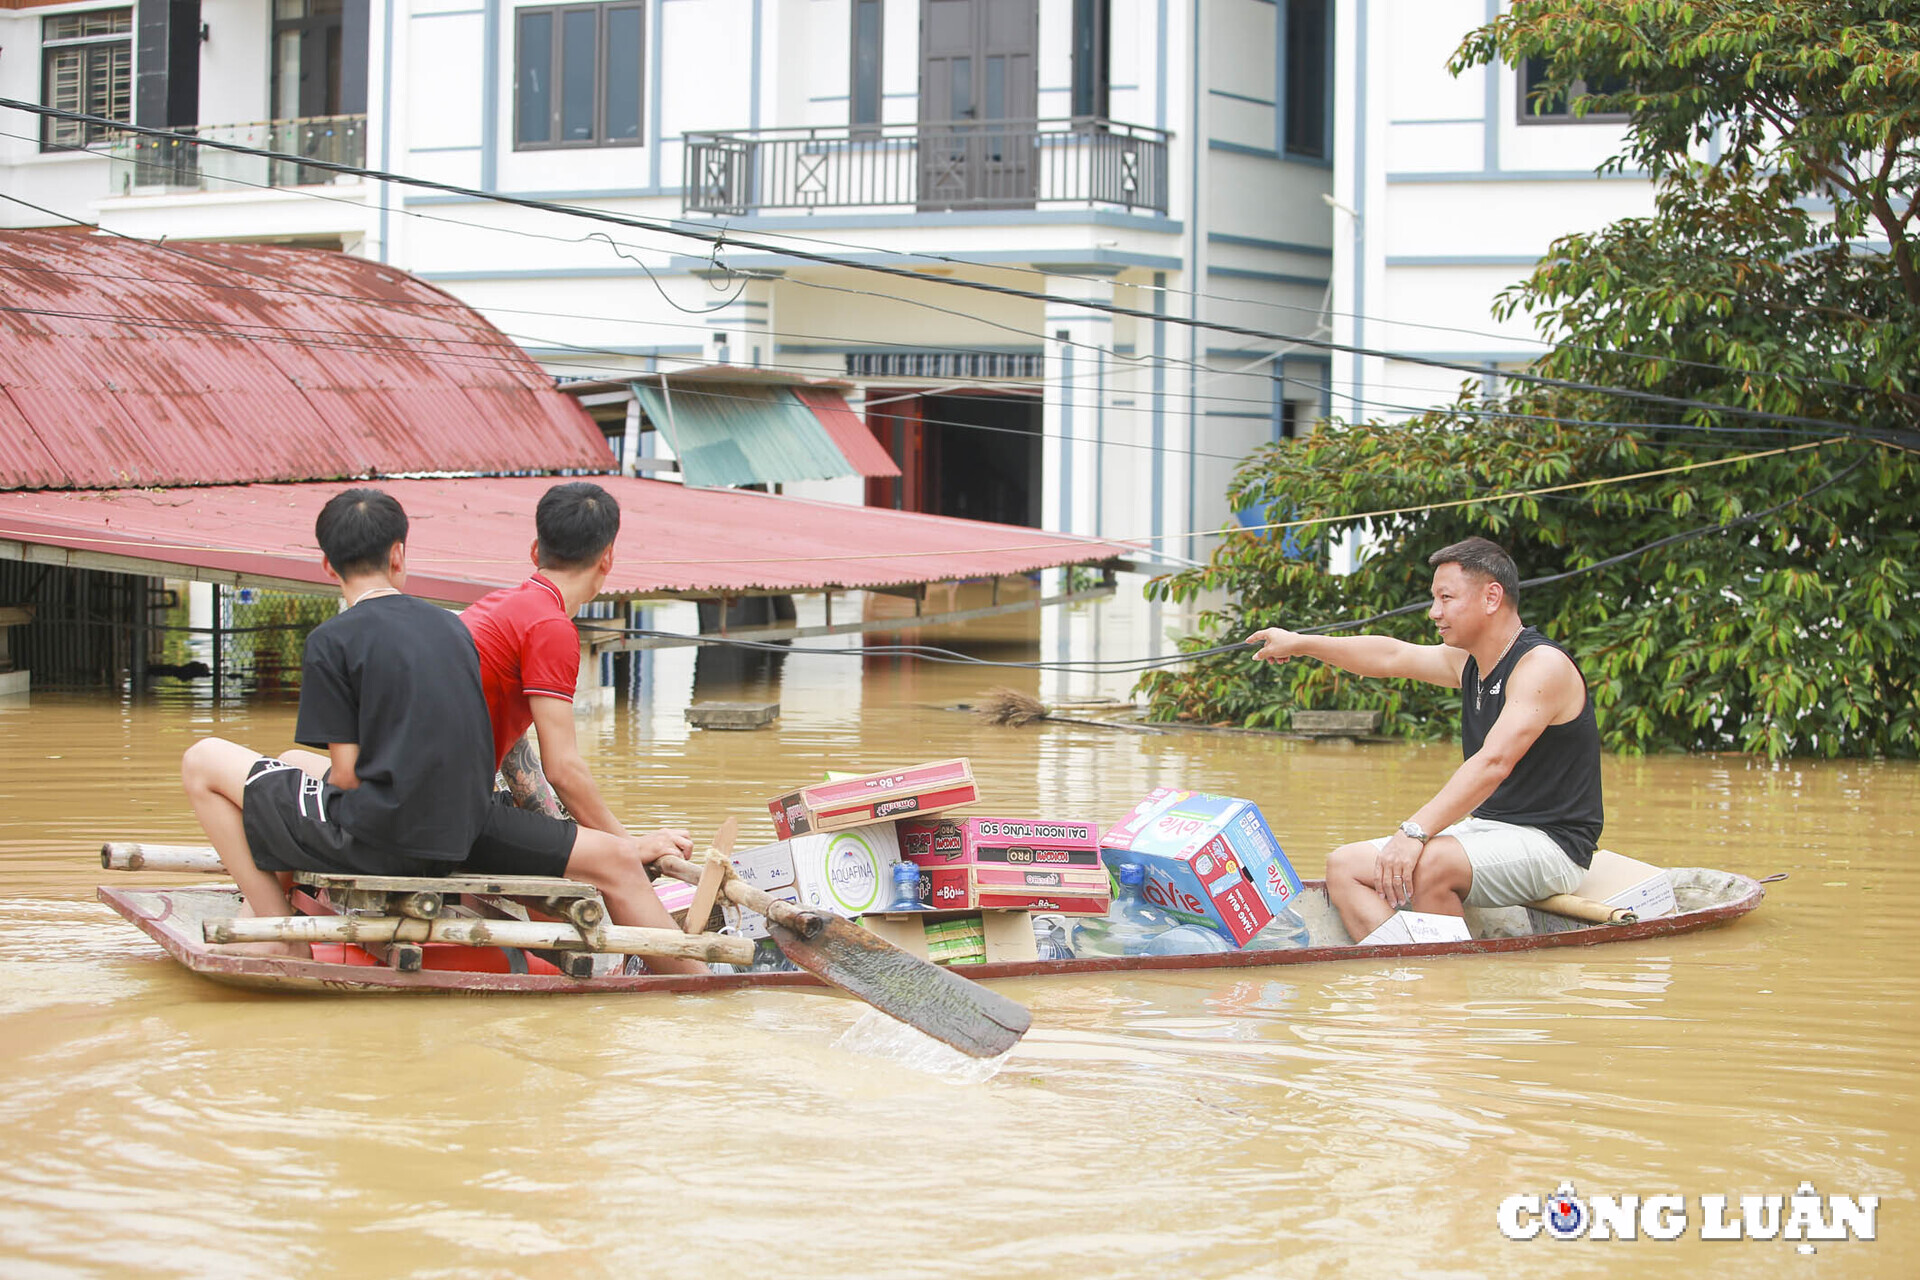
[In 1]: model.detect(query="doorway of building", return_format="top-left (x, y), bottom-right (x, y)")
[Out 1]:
top-left (867, 391), bottom-right (1042, 527)
top-left (918, 0), bottom-right (1039, 209)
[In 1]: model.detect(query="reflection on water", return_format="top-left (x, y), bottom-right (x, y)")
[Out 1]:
top-left (0, 589), bottom-right (1915, 1276)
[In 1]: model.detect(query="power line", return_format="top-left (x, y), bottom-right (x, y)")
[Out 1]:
top-left (3, 156), bottom-right (1896, 451)
top-left (7, 123), bottom-right (1904, 421)
top-left (564, 446), bottom-right (1878, 672)
top-left (3, 98), bottom-right (1905, 450)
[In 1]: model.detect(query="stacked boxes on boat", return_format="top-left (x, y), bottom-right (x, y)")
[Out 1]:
top-left (1099, 788), bottom-right (1303, 946)
top-left (745, 758), bottom-right (1109, 964)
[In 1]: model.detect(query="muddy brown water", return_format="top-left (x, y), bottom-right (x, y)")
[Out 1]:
top-left (0, 599), bottom-right (1914, 1277)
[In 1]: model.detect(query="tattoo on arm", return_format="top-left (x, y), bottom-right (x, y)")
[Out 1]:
top-left (501, 734), bottom-right (566, 818)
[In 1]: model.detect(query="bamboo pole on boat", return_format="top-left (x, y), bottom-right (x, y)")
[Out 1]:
top-left (203, 915), bottom-right (755, 963)
top-left (1529, 893), bottom-right (1638, 925)
top-left (102, 843), bottom-right (224, 873)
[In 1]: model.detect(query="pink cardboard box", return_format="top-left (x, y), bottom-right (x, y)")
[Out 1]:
top-left (900, 817), bottom-right (1110, 914)
top-left (769, 759), bottom-right (978, 838)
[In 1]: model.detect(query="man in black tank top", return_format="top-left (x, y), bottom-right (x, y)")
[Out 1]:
top-left (1247, 537), bottom-right (1604, 943)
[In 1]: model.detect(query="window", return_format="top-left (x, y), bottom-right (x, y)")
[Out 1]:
top-left (1518, 55), bottom-right (1629, 122)
top-left (273, 0), bottom-right (347, 121)
top-left (851, 0), bottom-right (883, 127)
top-left (40, 8), bottom-right (133, 151)
top-left (1281, 0), bottom-right (1329, 159)
top-left (515, 2), bottom-right (644, 149)
top-left (1070, 0), bottom-right (1109, 120)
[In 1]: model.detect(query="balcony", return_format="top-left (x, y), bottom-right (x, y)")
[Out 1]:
top-left (102, 115), bottom-right (368, 195)
top-left (683, 118), bottom-right (1170, 217)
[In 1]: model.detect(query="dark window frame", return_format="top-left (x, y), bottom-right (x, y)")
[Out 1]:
top-left (1070, 0), bottom-right (1109, 122)
top-left (1278, 0), bottom-right (1330, 161)
top-left (513, 0), bottom-right (646, 151)
top-left (850, 0), bottom-right (884, 129)
top-left (39, 7), bottom-right (134, 151)
top-left (1516, 55), bottom-right (1630, 125)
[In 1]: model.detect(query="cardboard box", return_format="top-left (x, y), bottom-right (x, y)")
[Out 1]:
top-left (768, 759), bottom-right (978, 837)
top-left (1573, 849), bottom-right (1678, 921)
top-left (900, 817), bottom-right (1109, 914)
top-left (860, 908), bottom-right (1039, 965)
top-left (725, 826), bottom-right (903, 937)
top-left (1359, 910), bottom-right (1473, 946)
top-left (724, 885), bottom-right (802, 942)
top-left (1099, 789), bottom-right (1303, 946)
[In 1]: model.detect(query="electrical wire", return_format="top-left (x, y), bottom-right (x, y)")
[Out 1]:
top-left (570, 446), bottom-right (1874, 673)
top-left (6, 122), bottom-right (1906, 424)
top-left (2, 97), bottom-right (1904, 449)
top-left (0, 179), bottom-right (1895, 454)
top-left (0, 272), bottom-right (1861, 474)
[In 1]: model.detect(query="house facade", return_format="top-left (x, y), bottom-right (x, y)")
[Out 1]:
top-left (3, 0), bottom-right (1345, 565)
top-left (2, 0), bottom-right (1659, 561)
top-left (1328, 0), bottom-right (1654, 425)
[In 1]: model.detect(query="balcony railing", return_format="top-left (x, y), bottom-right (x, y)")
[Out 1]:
top-left (683, 118), bottom-right (1170, 217)
top-left (102, 115), bottom-right (367, 194)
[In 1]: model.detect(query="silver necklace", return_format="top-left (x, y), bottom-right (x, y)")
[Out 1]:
top-left (1473, 623), bottom-right (1526, 713)
top-left (347, 586), bottom-right (401, 608)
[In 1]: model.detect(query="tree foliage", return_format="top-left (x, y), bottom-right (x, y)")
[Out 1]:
top-left (1140, 0), bottom-right (1920, 758)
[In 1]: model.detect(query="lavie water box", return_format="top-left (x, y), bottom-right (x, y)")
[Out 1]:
top-left (768, 759), bottom-right (978, 837)
top-left (726, 826), bottom-right (903, 939)
top-left (1099, 790), bottom-right (1303, 945)
top-left (898, 818), bottom-right (1111, 914)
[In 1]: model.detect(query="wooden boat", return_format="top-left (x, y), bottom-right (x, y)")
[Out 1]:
top-left (97, 866), bottom-right (1766, 996)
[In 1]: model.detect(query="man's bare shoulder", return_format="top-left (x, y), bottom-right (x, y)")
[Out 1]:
top-left (1511, 643), bottom-right (1586, 718)
top-left (1419, 642), bottom-right (1471, 687)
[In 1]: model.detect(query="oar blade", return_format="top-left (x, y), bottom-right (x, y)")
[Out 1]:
top-left (769, 916), bottom-right (1031, 1059)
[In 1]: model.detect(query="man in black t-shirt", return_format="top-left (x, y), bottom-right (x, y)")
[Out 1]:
top-left (181, 489), bottom-right (500, 954)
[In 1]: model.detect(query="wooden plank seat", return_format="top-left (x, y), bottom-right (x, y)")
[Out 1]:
top-left (291, 871), bottom-right (610, 977)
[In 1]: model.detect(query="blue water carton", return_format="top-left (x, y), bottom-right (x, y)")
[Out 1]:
top-left (1099, 789), bottom-right (1303, 945)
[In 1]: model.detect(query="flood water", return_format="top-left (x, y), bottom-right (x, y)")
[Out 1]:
top-left (0, 593), bottom-right (1914, 1277)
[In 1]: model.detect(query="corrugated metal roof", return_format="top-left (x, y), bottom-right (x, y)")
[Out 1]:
top-left (793, 387), bottom-right (901, 479)
top-left (0, 229), bottom-right (612, 491)
top-left (0, 475), bottom-right (1136, 600)
top-left (635, 382), bottom-right (857, 488)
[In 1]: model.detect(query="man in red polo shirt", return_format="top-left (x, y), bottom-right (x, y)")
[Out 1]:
top-left (463, 481), bottom-right (699, 971)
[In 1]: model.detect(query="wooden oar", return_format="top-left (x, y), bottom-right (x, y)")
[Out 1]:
top-left (656, 817), bottom-right (1032, 1059)
top-left (1529, 893), bottom-right (1638, 925)
top-left (203, 913), bottom-right (754, 963)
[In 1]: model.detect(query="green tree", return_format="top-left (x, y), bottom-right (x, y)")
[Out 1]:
top-left (1141, 0), bottom-right (1920, 758)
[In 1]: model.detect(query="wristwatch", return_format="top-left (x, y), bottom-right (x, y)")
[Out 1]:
top-left (1397, 819), bottom-right (1432, 844)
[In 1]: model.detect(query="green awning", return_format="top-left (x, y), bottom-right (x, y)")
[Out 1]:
top-left (633, 382), bottom-right (858, 488)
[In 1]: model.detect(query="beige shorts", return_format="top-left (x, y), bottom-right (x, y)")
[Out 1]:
top-left (1368, 816), bottom-right (1583, 907)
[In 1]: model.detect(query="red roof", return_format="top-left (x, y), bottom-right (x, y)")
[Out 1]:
top-left (0, 475), bottom-right (1134, 602)
top-left (0, 229), bottom-right (611, 491)
top-left (793, 387), bottom-right (901, 478)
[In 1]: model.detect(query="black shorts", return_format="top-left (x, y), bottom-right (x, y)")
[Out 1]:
top-left (463, 790), bottom-right (577, 879)
top-left (240, 760), bottom-right (450, 878)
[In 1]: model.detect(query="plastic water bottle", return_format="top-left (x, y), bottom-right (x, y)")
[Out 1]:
top-left (1241, 905), bottom-right (1312, 950)
top-left (1071, 864), bottom-right (1176, 956)
top-left (1141, 923), bottom-right (1235, 955)
top-left (1032, 915), bottom-right (1074, 961)
top-left (886, 861), bottom-right (933, 911)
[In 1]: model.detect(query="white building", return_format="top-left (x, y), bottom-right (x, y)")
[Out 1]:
top-left (1329, 0), bottom-right (1655, 422)
top-left (1, 0), bottom-right (1656, 560)
top-left (2, 0), bottom-right (1341, 568)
